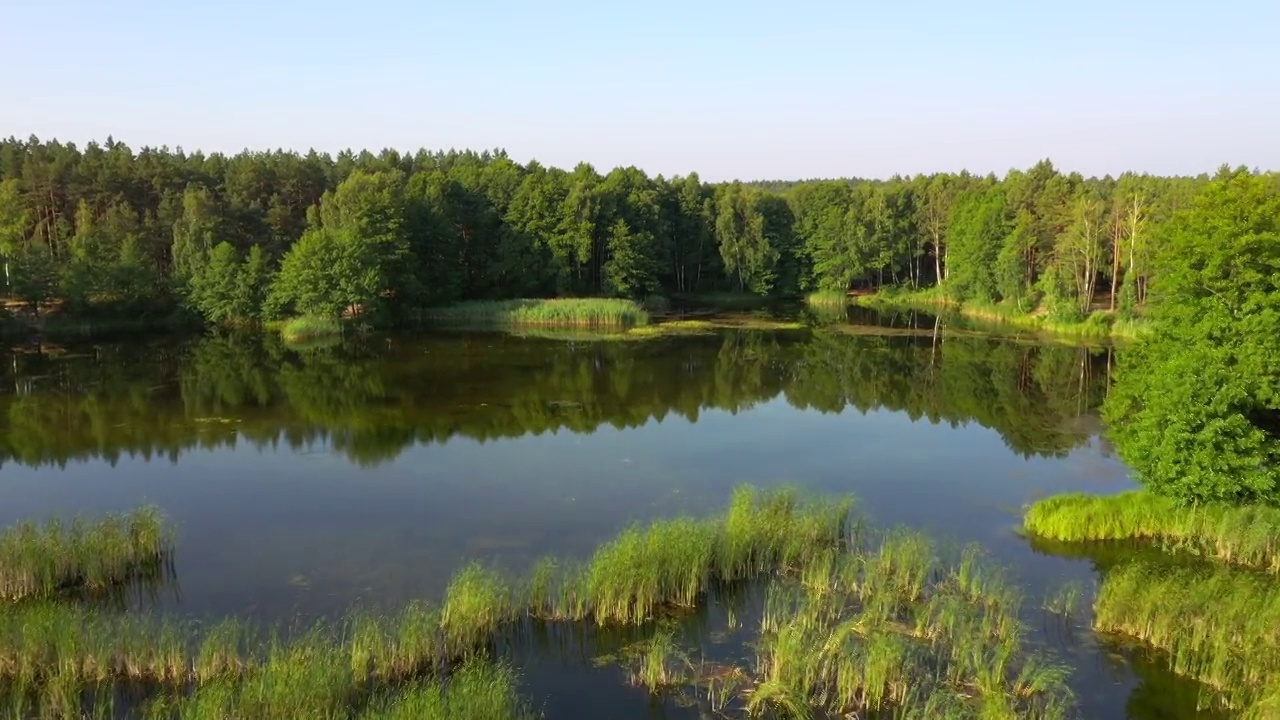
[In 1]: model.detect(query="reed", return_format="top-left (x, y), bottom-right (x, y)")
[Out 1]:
top-left (146, 628), bottom-right (354, 720)
top-left (625, 627), bottom-right (691, 692)
top-left (280, 315), bottom-right (343, 343)
top-left (0, 603), bottom-right (250, 687)
top-left (1024, 491), bottom-right (1280, 573)
top-left (747, 537), bottom-right (1070, 720)
top-left (804, 291), bottom-right (850, 308)
top-left (358, 661), bottom-right (537, 720)
top-left (423, 299), bottom-right (649, 329)
top-left (0, 507), bottom-right (173, 603)
top-left (441, 564), bottom-right (515, 658)
top-left (1093, 560), bottom-right (1280, 712)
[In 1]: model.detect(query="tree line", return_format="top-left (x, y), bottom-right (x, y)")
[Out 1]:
top-left (0, 136), bottom-right (1271, 328)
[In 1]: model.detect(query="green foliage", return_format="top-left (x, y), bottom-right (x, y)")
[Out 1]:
top-left (946, 185), bottom-right (1007, 302)
top-left (8, 238), bottom-right (58, 316)
top-left (1104, 168), bottom-right (1280, 504)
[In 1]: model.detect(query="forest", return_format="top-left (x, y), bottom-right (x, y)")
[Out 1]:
top-left (0, 136), bottom-right (1251, 329)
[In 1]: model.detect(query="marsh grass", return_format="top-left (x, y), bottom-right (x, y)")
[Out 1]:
top-left (1024, 491), bottom-right (1280, 573)
top-left (358, 660), bottom-right (536, 720)
top-left (623, 626), bottom-right (692, 692)
top-left (280, 315), bottom-right (343, 343)
top-left (746, 536), bottom-right (1071, 719)
top-left (1093, 560), bottom-right (1280, 713)
top-left (804, 291), bottom-right (850, 308)
top-left (423, 299), bottom-right (649, 329)
top-left (0, 487), bottom-right (1074, 719)
top-left (0, 507), bottom-right (173, 603)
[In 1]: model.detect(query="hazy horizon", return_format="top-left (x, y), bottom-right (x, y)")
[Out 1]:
top-left (3, 0), bottom-right (1275, 183)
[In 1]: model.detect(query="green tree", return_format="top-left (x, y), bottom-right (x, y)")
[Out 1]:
top-left (1104, 168), bottom-right (1280, 504)
top-left (0, 178), bottom-right (28, 289)
top-left (9, 239), bottom-right (58, 318)
top-left (946, 185), bottom-right (1007, 302)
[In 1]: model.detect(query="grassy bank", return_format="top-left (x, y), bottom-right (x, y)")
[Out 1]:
top-left (0, 507), bottom-right (172, 602)
top-left (1094, 560), bottom-right (1280, 714)
top-left (423, 298), bottom-right (648, 329)
top-left (1024, 491), bottom-right (1280, 573)
top-left (853, 289), bottom-right (1145, 340)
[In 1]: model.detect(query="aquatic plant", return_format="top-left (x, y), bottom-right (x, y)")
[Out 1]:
top-left (1093, 560), bottom-right (1280, 713)
top-left (280, 315), bottom-right (343, 343)
top-left (357, 660), bottom-right (537, 720)
top-left (803, 291), bottom-right (849, 308)
top-left (423, 298), bottom-right (649, 329)
top-left (0, 507), bottom-right (173, 602)
top-left (746, 537), bottom-right (1071, 719)
top-left (1024, 491), bottom-right (1280, 573)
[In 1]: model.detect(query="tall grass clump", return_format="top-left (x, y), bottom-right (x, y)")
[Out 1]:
top-left (441, 564), bottom-right (515, 658)
top-left (1094, 560), bottom-right (1280, 712)
top-left (1024, 491), bottom-right (1280, 573)
top-left (0, 507), bottom-right (174, 602)
top-left (146, 628), bottom-right (353, 720)
top-left (746, 536), bottom-right (1071, 720)
top-left (586, 517), bottom-right (718, 624)
top-left (357, 661), bottom-right (537, 720)
top-left (804, 291), bottom-right (850, 308)
top-left (280, 315), bottom-right (342, 343)
top-left (423, 299), bottom-right (648, 329)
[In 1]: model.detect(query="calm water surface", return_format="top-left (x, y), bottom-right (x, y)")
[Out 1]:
top-left (0, 314), bottom-right (1208, 718)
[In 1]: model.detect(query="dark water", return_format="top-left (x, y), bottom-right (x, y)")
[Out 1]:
top-left (0, 318), bottom-right (1206, 718)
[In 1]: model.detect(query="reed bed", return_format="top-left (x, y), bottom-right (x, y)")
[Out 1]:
top-left (280, 314), bottom-right (343, 343)
top-left (357, 661), bottom-right (537, 720)
top-left (423, 299), bottom-right (649, 329)
top-left (804, 291), bottom-right (850, 308)
top-left (1024, 491), bottom-right (1280, 573)
top-left (745, 536), bottom-right (1072, 719)
top-left (1093, 560), bottom-right (1280, 714)
top-left (0, 507), bottom-right (173, 602)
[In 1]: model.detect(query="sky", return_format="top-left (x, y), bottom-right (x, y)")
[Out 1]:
top-left (1, 0), bottom-right (1276, 181)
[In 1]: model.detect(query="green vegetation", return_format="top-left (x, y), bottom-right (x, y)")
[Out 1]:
top-left (804, 290), bottom-right (850, 308)
top-left (423, 298), bottom-right (648, 329)
top-left (1024, 491), bottom-right (1280, 573)
top-left (0, 138), bottom-right (1247, 339)
top-left (0, 507), bottom-right (172, 602)
top-left (0, 488), bottom-right (1078, 719)
top-left (1093, 561), bottom-right (1280, 715)
top-left (743, 539), bottom-right (1071, 719)
top-left (1103, 168), bottom-right (1280, 504)
top-left (280, 315), bottom-right (343, 343)
top-left (855, 288), bottom-right (1141, 340)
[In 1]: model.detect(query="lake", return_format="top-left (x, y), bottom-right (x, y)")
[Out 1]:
top-left (0, 313), bottom-right (1210, 718)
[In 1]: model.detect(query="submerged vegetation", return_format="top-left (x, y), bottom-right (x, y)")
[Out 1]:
top-left (0, 488), bottom-right (1077, 719)
top-left (422, 298), bottom-right (649, 329)
top-left (0, 507), bottom-right (172, 602)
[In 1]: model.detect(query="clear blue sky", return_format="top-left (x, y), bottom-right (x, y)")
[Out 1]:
top-left (2, 0), bottom-right (1275, 181)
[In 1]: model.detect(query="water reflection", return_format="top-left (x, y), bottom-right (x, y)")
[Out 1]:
top-left (0, 328), bottom-right (1112, 469)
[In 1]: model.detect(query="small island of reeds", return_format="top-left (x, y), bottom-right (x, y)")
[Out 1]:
top-left (423, 298), bottom-right (649, 330)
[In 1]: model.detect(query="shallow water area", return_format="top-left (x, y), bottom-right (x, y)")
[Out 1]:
top-left (0, 310), bottom-right (1203, 718)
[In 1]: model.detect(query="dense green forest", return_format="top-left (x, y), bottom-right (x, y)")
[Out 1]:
top-left (0, 136), bottom-right (1254, 329)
